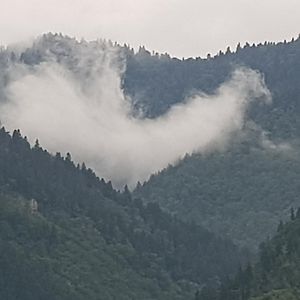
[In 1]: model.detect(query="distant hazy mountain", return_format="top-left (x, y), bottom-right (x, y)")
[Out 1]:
top-left (2, 33), bottom-right (300, 142)
top-left (124, 36), bottom-right (300, 142)
top-left (1, 33), bottom-right (299, 146)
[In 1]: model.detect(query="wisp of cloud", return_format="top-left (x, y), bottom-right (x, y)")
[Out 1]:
top-left (0, 45), bottom-right (271, 188)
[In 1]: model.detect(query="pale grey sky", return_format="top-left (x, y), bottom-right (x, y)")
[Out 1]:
top-left (1, 0), bottom-right (299, 58)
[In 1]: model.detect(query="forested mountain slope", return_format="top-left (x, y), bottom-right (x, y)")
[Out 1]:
top-left (127, 36), bottom-right (300, 250)
top-left (2, 33), bottom-right (300, 252)
top-left (195, 212), bottom-right (300, 300)
top-left (134, 141), bottom-right (300, 251)
top-left (0, 128), bottom-right (244, 300)
top-left (124, 36), bottom-right (300, 141)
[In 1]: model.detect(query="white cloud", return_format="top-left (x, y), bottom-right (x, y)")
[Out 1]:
top-left (0, 45), bottom-right (271, 187)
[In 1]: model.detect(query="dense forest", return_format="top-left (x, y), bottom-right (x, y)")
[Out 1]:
top-left (124, 35), bottom-right (300, 142)
top-left (195, 211), bottom-right (300, 300)
top-left (0, 128), bottom-right (244, 299)
top-left (126, 35), bottom-right (300, 251)
top-left (1, 34), bottom-right (300, 299)
top-left (134, 141), bottom-right (300, 251)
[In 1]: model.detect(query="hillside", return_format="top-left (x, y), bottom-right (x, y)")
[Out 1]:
top-left (2, 33), bottom-right (300, 251)
top-left (134, 140), bottom-right (300, 251)
top-left (0, 128), bottom-right (244, 300)
top-left (124, 36), bottom-right (300, 141)
top-left (126, 36), bottom-right (300, 250)
top-left (195, 212), bottom-right (300, 300)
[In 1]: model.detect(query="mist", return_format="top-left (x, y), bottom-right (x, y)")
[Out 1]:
top-left (0, 46), bottom-right (271, 188)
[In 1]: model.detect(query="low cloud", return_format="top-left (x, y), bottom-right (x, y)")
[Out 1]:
top-left (0, 46), bottom-right (271, 188)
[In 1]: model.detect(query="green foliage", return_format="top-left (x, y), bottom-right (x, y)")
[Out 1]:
top-left (126, 38), bottom-right (300, 253)
top-left (129, 36), bottom-right (300, 253)
top-left (124, 36), bottom-right (300, 142)
top-left (2, 34), bottom-right (300, 299)
top-left (0, 129), bottom-right (244, 299)
top-left (196, 216), bottom-right (300, 300)
top-left (135, 144), bottom-right (300, 251)
top-left (251, 289), bottom-right (300, 300)
top-left (4, 36), bottom-right (300, 253)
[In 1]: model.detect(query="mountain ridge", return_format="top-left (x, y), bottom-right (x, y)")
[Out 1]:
top-left (0, 128), bottom-right (245, 299)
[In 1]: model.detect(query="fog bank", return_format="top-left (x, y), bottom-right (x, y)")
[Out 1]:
top-left (0, 48), bottom-right (271, 187)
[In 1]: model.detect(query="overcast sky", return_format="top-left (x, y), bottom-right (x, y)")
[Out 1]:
top-left (1, 0), bottom-right (299, 58)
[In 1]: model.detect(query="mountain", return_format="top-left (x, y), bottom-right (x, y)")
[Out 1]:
top-left (3, 34), bottom-right (300, 142)
top-left (0, 128), bottom-right (244, 300)
top-left (1, 33), bottom-right (300, 295)
top-left (1, 33), bottom-right (300, 250)
top-left (128, 36), bottom-right (300, 251)
top-left (195, 211), bottom-right (300, 300)
top-left (134, 141), bottom-right (300, 251)
top-left (124, 36), bottom-right (300, 142)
